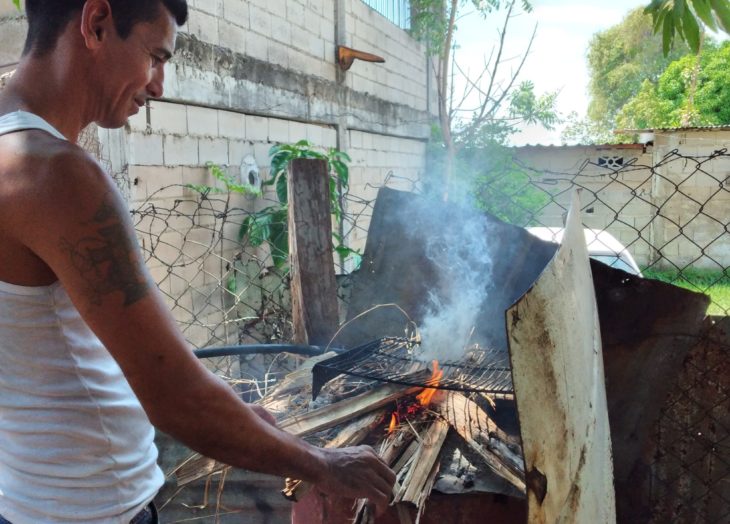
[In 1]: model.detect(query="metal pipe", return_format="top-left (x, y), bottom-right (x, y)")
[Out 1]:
top-left (193, 344), bottom-right (344, 359)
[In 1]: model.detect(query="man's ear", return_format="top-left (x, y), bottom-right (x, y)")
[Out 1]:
top-left (80, 0), bottom-right (114, 50)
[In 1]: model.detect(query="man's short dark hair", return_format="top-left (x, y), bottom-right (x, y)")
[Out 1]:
top-left (23, 0), bottom-right (189, 56)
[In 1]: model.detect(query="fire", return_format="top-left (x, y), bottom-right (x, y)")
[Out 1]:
top-left (388, 413), bottom-right (398, 433)
top-left (416, 360), bottom-right (443, 407)
top-left (386, 361), bottom-right (443, 435)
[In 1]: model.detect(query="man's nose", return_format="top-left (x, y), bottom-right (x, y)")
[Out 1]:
top-left (147, 66), bottom-right (165, 99)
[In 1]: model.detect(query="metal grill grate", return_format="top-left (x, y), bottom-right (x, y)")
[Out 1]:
top-left (312, 337), bottom-right (513, 398)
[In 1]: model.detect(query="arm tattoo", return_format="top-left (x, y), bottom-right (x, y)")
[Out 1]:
top-left (60, 195), bottom-right (149, 307)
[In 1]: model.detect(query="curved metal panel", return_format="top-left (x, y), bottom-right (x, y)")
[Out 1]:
top-left (507, 191), bottom-right (616, 523)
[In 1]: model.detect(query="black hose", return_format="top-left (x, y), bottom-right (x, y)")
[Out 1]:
top-left (193, 344), bottom-right (344, 359)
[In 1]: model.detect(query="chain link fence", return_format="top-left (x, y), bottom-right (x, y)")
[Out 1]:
top-left (129, 146), bottom-right (728, 521)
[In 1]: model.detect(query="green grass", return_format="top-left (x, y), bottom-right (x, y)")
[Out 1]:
top-left (643, 268), bottom-right (730, 316)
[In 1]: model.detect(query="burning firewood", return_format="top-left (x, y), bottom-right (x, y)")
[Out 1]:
top-left (435, 391), bottom-right (525, 493)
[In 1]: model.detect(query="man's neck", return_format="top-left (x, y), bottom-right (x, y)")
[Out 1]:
top-left (0, 52), bottom-right (94, 144)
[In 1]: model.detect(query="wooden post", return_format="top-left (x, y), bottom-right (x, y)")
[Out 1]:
top-left (288, 158), bottom-right (340, 346)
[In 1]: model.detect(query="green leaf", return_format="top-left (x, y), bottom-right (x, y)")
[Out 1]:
top-left (238, 216), bottom-right (252, 242)
top-left (226, 275), bottom-right (238, 294)
top-left (691, 0), bottom-right (718, 30)
top-left (275, 171), bottom-right (288, 204)
top-left (248, 214), bottom-right (272, 247)
top-left (12, 0), bottom-right (20, 9)
top-left (331, 160), bottom-right (349, 188)
top-left (268, 220), bottom-right (289, 268)
top-left (663, 12), bottom-right (675, 55)
top-left (653, 7), bottom-right (669, 33)
top-left (710, 0), bottom-right (730, 33)
top-left (682, 5), bottom-right (701, 52)
top-left (674, 0), bottom-right (686, 19)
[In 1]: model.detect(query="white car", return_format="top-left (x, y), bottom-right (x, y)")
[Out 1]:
top-left (527, 227), bottom-right (643, 276)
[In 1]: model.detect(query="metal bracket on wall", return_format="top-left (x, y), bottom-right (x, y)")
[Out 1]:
top-left (336, 45), bottom-right (385, 71)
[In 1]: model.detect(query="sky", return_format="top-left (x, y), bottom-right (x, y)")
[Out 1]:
top-left (453, 0), bottom-right (650, 146)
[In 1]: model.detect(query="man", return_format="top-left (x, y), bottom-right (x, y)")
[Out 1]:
top-left (0, 1), bottom-right (395, 522)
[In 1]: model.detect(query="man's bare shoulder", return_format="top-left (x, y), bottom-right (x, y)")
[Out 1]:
top-left (0, 130), bottom-right (110, 218)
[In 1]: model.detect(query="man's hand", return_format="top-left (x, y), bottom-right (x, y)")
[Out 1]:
top-left (314, 445), bottom-right (396, 515)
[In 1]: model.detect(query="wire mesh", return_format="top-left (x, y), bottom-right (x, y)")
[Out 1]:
top-left (126, 146), bottom-right (728, 521)
top-left (311, 337), bottom-right (514, 397)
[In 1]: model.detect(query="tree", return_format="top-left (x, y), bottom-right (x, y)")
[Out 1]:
top-left (409, 0), bottom-right (558, 208)
top-left (616, 40), bottom-right (730, 129)
top-left (644, 0), bottom-right (730, 54)
top-left (561, 7), bottom-right (688, 144)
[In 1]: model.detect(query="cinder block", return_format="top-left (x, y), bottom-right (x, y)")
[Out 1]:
top-left (164, 135), bottom-right (199, 166)
top-left (268, 41), bottom-right (290, 69)
top-left (246, 115), bottom-right (269, 142)
top-left (229, 140), bottom-right (254, 166)
top-left (244, 29), bottom-right (268, 61)
top-left (270, 16), bottom-right (292, 45)
top-left (265, 0), bottom-right (287, 19)
top-left (199, 138), bottom-right (229, 166)
top-left (142, 166), bottom-right (185, 198)
top-left (253, 143), bottom-right (272, 168)
top-left (187, 9), bottom-right (220, 46)
top-left (128, 132), bottom-right (164, 166)
top-left (187, 106), bottom-right (219, 137)
top-left (222, 0), bottom-right (249, 27)
top-left (306, 124), bottom-right (324, 145)
top-left (286, 2), bottom-right (305, 25)
top-left (304, 10), bottom-right (322, 37)
top-left (218, 110), bottom-right (246, 140)
top-left (149, 101), bottom-right (187, 135)
top-left (127, 106), bottom-right (148, 132)
top-left (218, 19), bottom-right (246, 54)
top-left (289, 122), bottom-right (310, 144)
top-left (195, 0), bottom-right (221, 16)
top-left (249, 5), bottom-right (272, 35)
top-left (268, 118), bottom-right (289, 143)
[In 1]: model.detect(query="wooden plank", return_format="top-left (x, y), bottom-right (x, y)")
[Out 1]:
top-left (278, 383), bottom-right (418, 437)
top-left (287, 158), bottom-right (339, 346)
top-left (435, 392), bottom-right (526, 493)
top-left (397, 418), bottom-right (449, 505)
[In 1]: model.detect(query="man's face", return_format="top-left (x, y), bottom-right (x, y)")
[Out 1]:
top-left (96, 8), bottom-right (177, 128)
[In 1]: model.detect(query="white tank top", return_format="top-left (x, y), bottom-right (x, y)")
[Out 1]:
top-left (0, 112), bottom-right (164, 523)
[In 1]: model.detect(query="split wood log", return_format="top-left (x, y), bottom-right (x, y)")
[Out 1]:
top-left (435, 391), bottom-right (526, 493)
top-left (278, 383), bottom-right (419, 437)
top-left (176, 384), bottom-right (414, 488)
top-left (396, 418), bottom-right (450, 505)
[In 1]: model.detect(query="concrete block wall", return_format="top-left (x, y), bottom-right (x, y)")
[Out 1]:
top-left (651, 132), bottom-right (730, 270)
top-left (182, 0), bottom-right (431, 110)
top-left (122, 99), bottom-right (338, 347)
top-left (513, 137), bottom-right (730, 270)
top-left (345, 0), bottom-right (430, 111)
top-left (346, 130), bottom-right (425, 252)
top-left (513, 146), bottom-right (656, 266)
top-left (184, 0), bottom-right (337, 81)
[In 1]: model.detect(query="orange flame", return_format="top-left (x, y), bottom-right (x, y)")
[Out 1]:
top-left (388, 413), bottom-right (398, 434)
top-left (416, 360), bottom-right (443, 407)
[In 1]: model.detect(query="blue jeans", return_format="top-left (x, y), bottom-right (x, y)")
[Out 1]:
top-left (0, 502), bottom-right (158, 524)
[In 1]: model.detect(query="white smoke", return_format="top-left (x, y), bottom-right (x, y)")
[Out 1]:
top-left (417, 210), bottom-right (492, 363)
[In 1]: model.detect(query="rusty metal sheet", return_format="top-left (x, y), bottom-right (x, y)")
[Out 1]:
top-left (507, 191), bottom-right (616, 523)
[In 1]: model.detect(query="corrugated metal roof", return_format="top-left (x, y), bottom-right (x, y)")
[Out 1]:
top-left (511, 143), bottom-right (646, 151)
top-left (615, 124), bottom-right (730, 133)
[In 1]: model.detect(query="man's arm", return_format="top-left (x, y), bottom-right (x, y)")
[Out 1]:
top-left (14, 146), bottom-right (395, 509)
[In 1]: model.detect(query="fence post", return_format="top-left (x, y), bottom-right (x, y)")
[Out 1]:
top-left (287, 158), bottom-right (340, 346)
